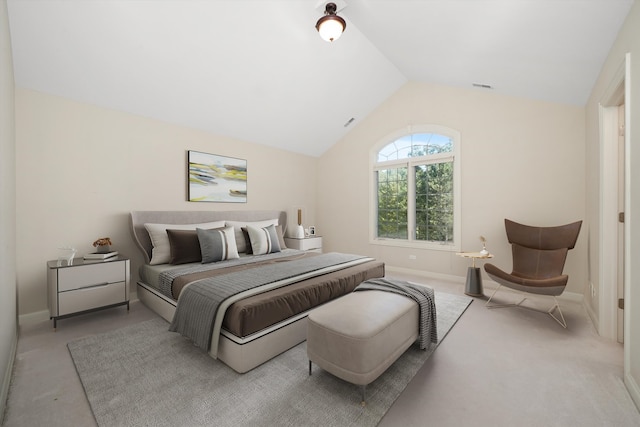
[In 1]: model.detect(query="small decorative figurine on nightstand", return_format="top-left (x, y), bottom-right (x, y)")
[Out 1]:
top-left (93, 237), bottom-right (113, 253)
top-left (480, 235), bottom-right (489, 255)
top-left (56, 246), bottom-right (76, 266)
top-left (85, 237), bottom-right (118, 260)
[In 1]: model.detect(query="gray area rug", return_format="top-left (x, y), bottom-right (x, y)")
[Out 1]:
top-left (68, 291), bottom-right (472, 427)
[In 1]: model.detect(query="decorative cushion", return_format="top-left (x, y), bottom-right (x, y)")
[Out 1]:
top-left (197, 226), bottom-right (239, 263)
top-left (246, 224), bottom-right (282, 255)
top-left (275, 225), bottom-right (287, 250)
top-left (145, 221), bottom-right (225, 265)
top-left (242, 224), bottom-right (287, 254)
top-left (225, 219), bottom-right (278, 253)
top-left (166, 229), bottom-right (202, 265)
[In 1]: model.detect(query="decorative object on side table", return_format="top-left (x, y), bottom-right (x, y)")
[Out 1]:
top-left (292, 208), bottom-right (305, 239)
top-left (85, 237), bottom-right (118, 260)
top-left (84, 251), bottom-right (119, 260)
top-left (456, 251), bottom-right (494, 297)
top-left (93, 237), bottom-right (112, 253)
top-left (480, 235), bottom-right (489, 255)
top-left (57, 246), bottom-right (77, 266)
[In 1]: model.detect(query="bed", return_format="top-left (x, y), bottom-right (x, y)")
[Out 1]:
top-left (129, 210), bottom-right (385, 373)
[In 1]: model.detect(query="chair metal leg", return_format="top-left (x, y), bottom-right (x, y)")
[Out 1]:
top-left (486, 285), bottom-right (527, 308)
top-left (547, 296), bottom-right (567, 328)
top-left (485, 285), bottom-right (567, 328)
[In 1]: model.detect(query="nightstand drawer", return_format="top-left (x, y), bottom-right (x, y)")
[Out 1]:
top-left (285, 236), bottom-right (323, 252)
top-left (58, 281), bottom-right (126, 315)
top-left (58, 261), bottom-right (125, 292)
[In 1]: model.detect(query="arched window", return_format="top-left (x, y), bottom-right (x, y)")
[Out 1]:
top-left (371, 125), bottom-right (461, 251)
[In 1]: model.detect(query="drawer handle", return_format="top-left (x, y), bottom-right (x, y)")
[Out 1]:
top-left (67, 282), bottom-right (110, 291)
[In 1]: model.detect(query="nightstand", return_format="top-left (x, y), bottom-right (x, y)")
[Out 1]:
top-left (47, 256), bottom-right (130, 328)
top-left (284, 236), bottom-right (323, 253)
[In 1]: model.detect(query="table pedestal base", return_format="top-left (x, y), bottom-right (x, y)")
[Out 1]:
top-left (464, 267), bottom-right (484, 297)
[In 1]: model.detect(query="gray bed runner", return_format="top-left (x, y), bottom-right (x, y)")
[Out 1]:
top-left (157, 249), bottom-right (307, 298)
top-left (169, 252), bottom-right (370, 353)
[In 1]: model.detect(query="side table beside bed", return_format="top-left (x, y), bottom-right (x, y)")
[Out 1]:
top-left (456, 251), bottom-right (493, 297)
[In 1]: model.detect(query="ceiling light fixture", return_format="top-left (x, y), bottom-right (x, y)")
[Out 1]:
top-left (316, 2), bottom-right (346, 42)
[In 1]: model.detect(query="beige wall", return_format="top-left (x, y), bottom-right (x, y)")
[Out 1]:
top-left (318, 81), bottom-right (587, 294)
top-left (585, 0), bottom-right (640, 407)
top-left (0, 0), bottom-right (17, 420)
top-left (15, 89), bottom-right (318, 316)
top-left (15, 64), bottom-right (589, 316)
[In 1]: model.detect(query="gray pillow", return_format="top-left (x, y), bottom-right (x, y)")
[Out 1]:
top-left (197, 226), bottom-right (240, 263)
top-left (246, 224), bottom-right (282, 255)
top-left (241, 224), bottom-right (287, 255)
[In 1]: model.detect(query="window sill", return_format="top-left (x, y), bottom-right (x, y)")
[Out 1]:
top-left (369, 238), bottom-right (459, 252)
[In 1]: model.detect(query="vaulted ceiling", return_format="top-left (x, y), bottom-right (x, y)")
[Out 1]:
top-left (7, 0), bottom-right (634, 156)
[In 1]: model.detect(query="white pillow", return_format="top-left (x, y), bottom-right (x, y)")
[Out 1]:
top-left (225, 219), bottom-right (278, 253)
top-left (246, 224), bottom-right (282, 255)
top-left (144, 221), bottom-right (225, 265)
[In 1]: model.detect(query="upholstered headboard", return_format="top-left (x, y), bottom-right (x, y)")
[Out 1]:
top-left (130, 210), bottom-right (287, 264)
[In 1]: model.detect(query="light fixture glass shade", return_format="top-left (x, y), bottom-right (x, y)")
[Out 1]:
top-left (317, 16), bottom-right (345, 42)
top-left (316, 3), bottom-right (346, 42)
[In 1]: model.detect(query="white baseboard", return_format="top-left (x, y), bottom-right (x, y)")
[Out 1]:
top-left (625, 371), bottom-right (640, 413)
top-left (583, 297), bottom-right (600, 333)
top-left (0, 329), bottom-right (17, 425)
top-left (18, 309), bottom-right (49, 326)
top-left (385, 265), bottom-right (465, 284)
top-left (384, 265), bottom-right (584, 304)
top-left (558, 291), bottom-right (584, 304)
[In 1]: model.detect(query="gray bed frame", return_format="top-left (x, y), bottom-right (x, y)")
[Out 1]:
top-left (129, 210), bottom-right (311, 373)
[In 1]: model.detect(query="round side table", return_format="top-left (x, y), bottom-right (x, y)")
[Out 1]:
top-left (456, 252), bottom-right (494, 297)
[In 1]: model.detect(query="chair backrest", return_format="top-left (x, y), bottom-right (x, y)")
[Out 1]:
top-left (505, 219), bottom-right (582, 280)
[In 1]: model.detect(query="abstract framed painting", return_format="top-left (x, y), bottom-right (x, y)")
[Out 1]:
top-left (187, 150), bottom-right (247, 203)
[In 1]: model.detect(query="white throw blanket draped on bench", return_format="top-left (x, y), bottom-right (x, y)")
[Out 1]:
top-left (354, 278), bottom-right (437, 349)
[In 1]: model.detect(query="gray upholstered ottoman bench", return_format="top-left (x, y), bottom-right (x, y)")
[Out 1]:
top-left (307, 286), bottom-right (425, 404)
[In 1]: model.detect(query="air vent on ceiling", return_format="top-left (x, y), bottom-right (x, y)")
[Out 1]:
top-left (472, 83), bottom-right (493, 89)
top-left (344, 117), bottom-right (355, 127)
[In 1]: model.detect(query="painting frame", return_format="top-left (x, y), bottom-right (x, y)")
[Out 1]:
top-left (187, 150), bottom-right (247, 203)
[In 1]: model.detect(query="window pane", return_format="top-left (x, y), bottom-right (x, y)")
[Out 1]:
top-left (414, 161), bottom-right (453, 242)
top-left (377, 133), bottom-right (453, 161)
top-left (376, 167), bottom-right (408, 239)
top-left (426, 134), bottom-right (453, 155)
top-left (374, 129), bottom-right (457, 246)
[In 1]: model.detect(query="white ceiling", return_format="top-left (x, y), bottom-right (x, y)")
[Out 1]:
top-left (7, 0), bottom-right (634, 157)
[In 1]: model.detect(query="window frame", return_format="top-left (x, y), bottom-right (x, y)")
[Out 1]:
top-left (369, 125), bottom-right (461, 252)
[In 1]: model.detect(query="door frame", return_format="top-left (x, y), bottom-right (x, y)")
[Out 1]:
top-left (598, 53), bottom-right (639, 408)
top-left (598, 56), bottom-right (626, 340)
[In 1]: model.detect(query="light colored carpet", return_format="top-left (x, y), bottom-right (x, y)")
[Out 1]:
top-left (67, 291), bottom-right (472, 427)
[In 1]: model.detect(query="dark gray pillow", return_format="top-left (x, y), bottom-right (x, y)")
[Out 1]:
top-left (167, 229), bottom-right (201, 265)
